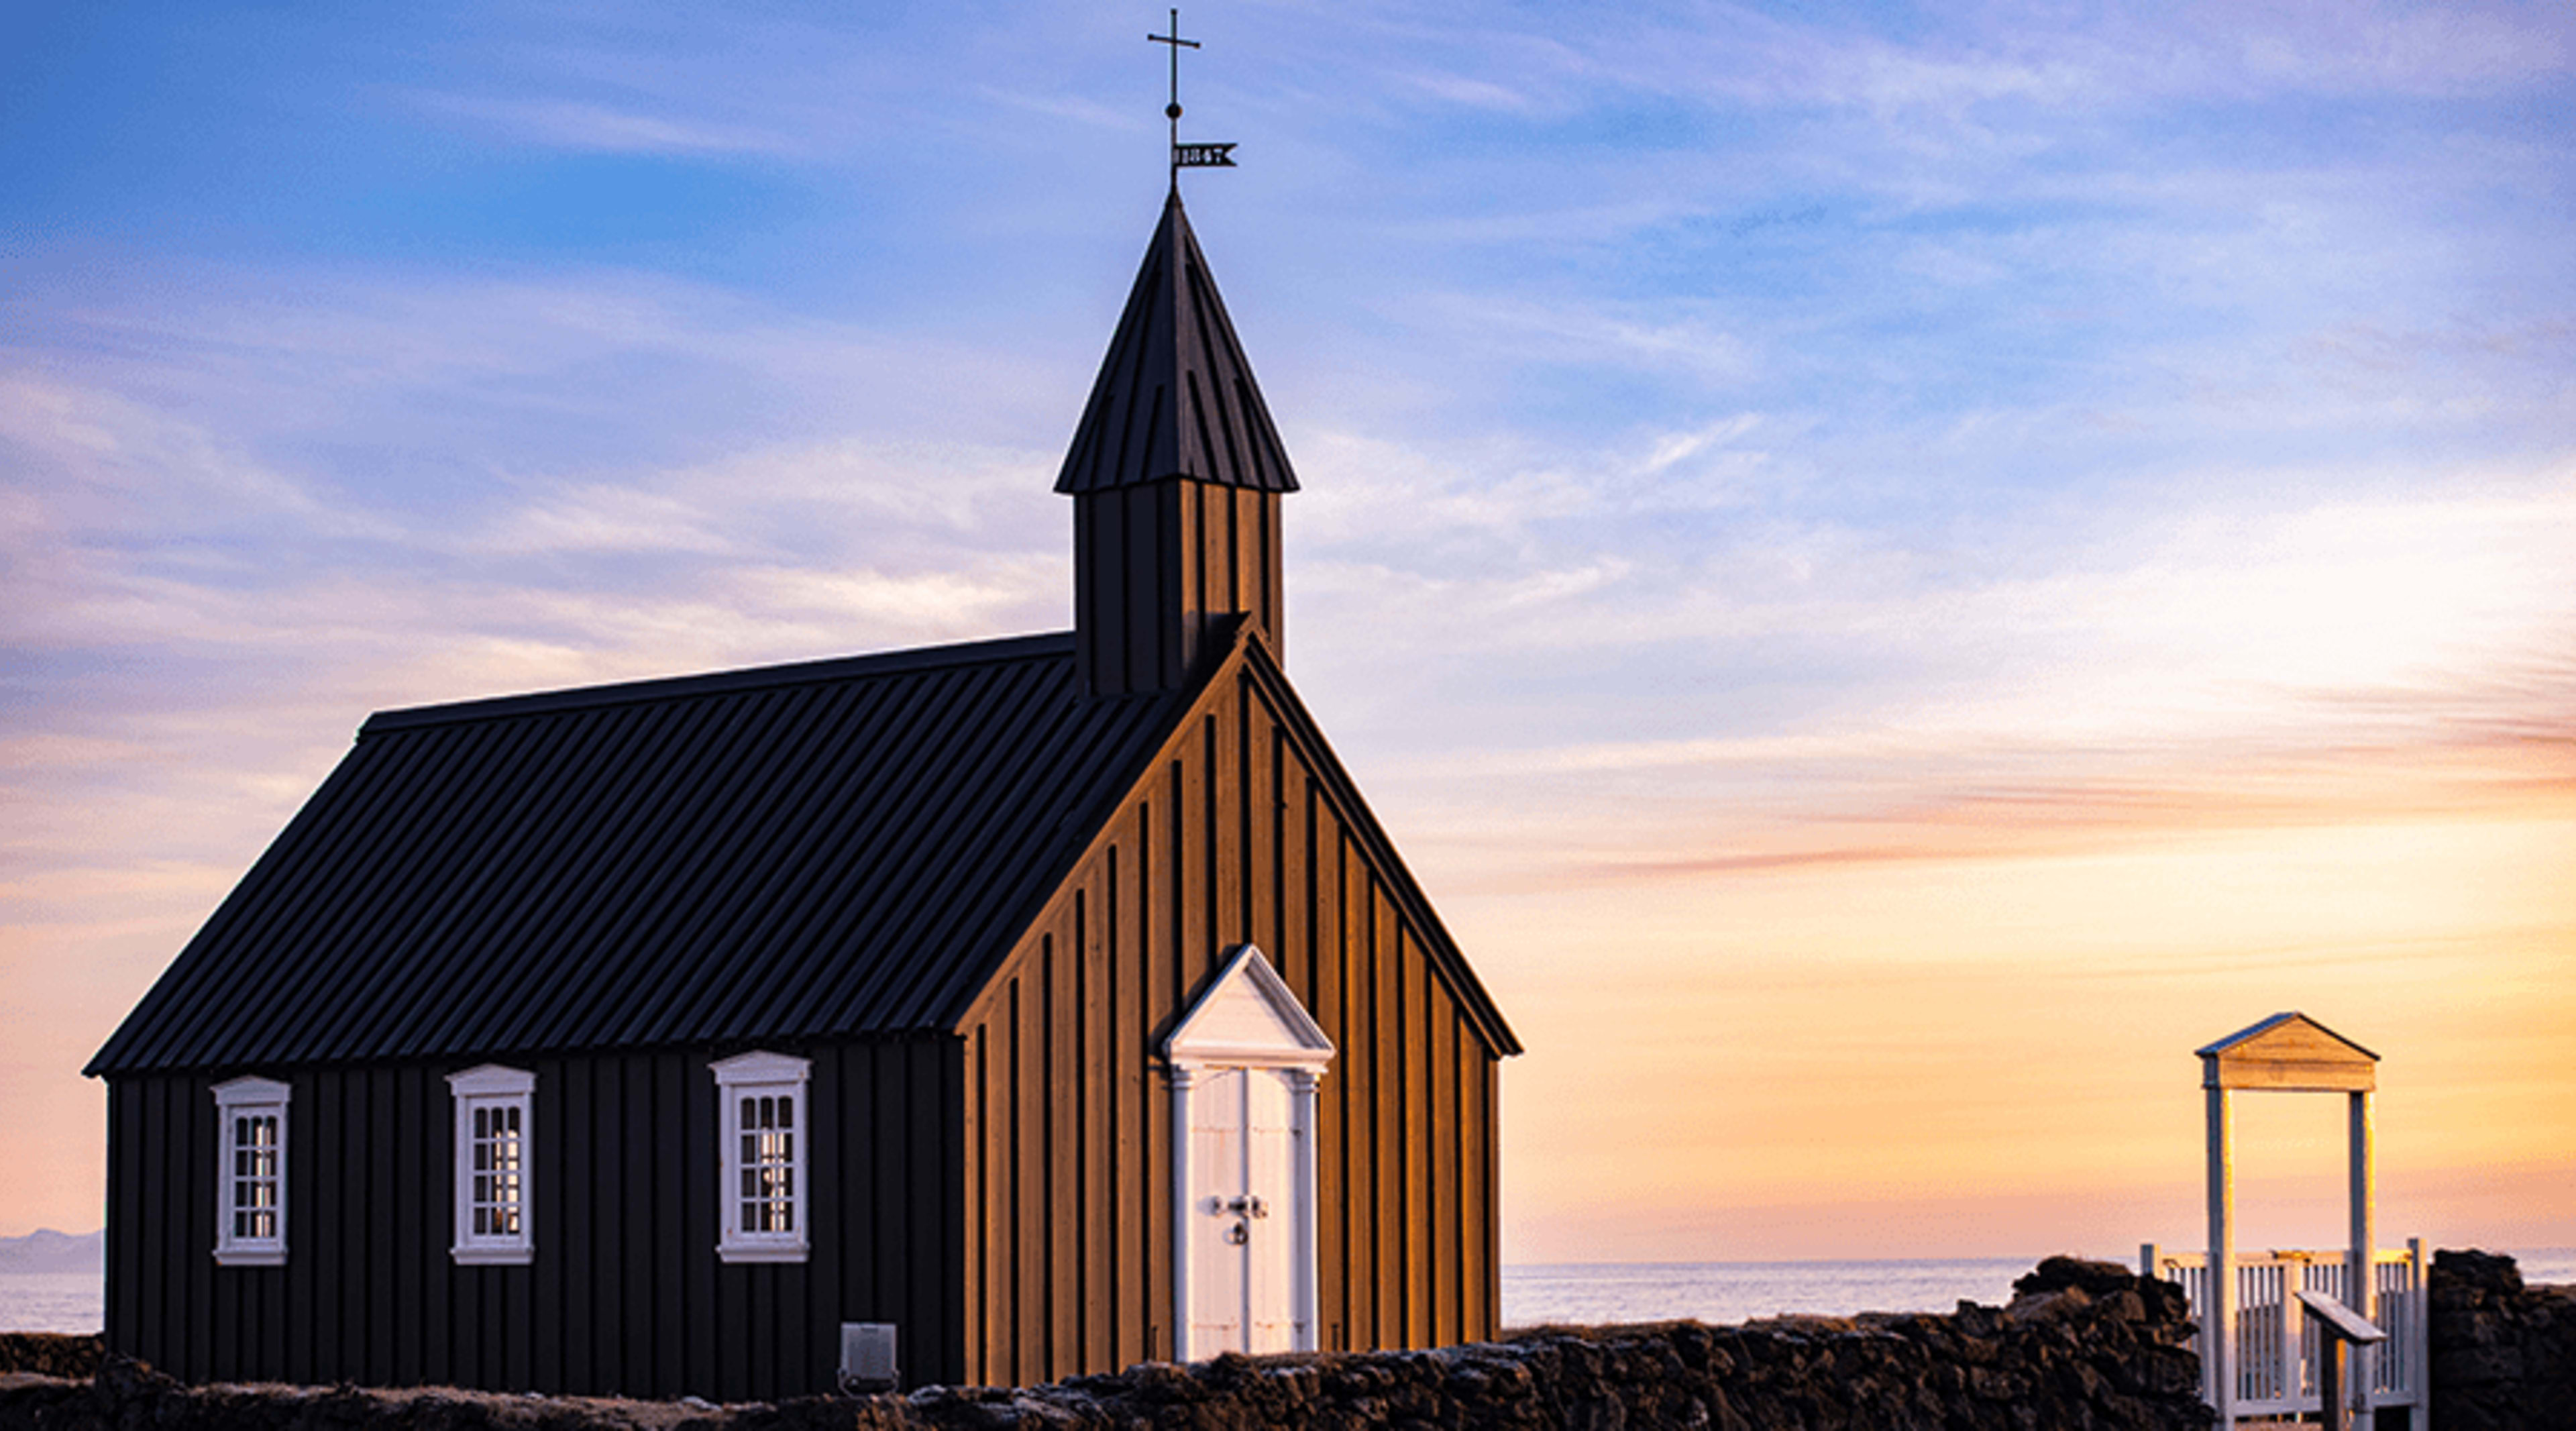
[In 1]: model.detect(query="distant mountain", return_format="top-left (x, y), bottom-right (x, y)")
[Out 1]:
top-left (0, 1229), bottom-right (103, 1274)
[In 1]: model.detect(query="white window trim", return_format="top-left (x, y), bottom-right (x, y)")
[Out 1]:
top-left (447, 1064), bottom-right (536, 1266)
top-left (712, 1050), bottom-right (810, 1263)
top-left (212, 1075), bottom-right (290, 1267)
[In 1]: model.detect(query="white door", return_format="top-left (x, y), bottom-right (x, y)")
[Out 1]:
top-left (1185, 1065), bottom-right (1299, 1355)
top-left (1165, 945), bottom-right (1333, 1362)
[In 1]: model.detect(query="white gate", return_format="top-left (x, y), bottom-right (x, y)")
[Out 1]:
top-left (2145, 1241), bottom-right (2429, 1426)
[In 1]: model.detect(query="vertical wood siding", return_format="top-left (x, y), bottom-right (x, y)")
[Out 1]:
top-left (105, 1038), bottom-right (965, 1397)
top-left (1074, 483), bottom-right (1283, 695)
top-left (957, 663), bottom-right (1505, 1385)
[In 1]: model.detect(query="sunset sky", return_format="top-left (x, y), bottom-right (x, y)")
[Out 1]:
top-left (5, 1), bottom-right (2571, 1265)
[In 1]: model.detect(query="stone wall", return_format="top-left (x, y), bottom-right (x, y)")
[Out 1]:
top-left (22, 1250), bottom-right (2573, 1428)
top-left (0, 1340), bottom-right (97, 1383)
top-left (3, 1257), bottom-right (2205, 1431)
top-left (2429, 1249), bottom-right (2576, 1430)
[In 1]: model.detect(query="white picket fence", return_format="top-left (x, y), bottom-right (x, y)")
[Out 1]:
top-left (2142, 1240), bottom-right (2428, 1426)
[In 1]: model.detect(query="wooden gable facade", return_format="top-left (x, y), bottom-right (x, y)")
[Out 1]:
top-left (959, 625), bottom-right (1512, 1386)
top-left (87, 194), bottom-right (1518, 1400)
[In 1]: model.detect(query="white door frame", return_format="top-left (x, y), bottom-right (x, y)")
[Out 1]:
top-left (1164, 945), bottom-right (1335, 1361)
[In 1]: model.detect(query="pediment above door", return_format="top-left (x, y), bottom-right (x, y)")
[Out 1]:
top-left (1165, 945), bottom-right (1335, 1071)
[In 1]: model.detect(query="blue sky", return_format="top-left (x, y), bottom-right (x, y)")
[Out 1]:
top-left (5, 1), bottom-right (2573, 1259)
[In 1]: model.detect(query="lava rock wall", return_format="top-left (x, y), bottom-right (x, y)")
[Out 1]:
top-left (2429, 1249), bottom-right (2576, 1430)
top-left (2, 1258), bottom-right (2205, 1431)
top-left (0, 1339), bottom-right (98, 1383)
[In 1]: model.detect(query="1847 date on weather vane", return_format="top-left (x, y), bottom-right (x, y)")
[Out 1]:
top-left (1150, 8), bottom-right (1237, 187)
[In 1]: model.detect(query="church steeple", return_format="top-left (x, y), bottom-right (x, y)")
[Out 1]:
top-left (1059, 193), bottom-right (1297, 695)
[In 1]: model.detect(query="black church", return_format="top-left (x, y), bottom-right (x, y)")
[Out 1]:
top-left (87, 194), bottom-right (1520, 1399)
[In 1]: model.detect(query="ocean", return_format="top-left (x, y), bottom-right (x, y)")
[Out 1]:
top-left (0, 1273), bottom-right (101, 1335)
top-left (1502, 1256), bottom-right (2039, 1328)
top-left (1504, 1247), bottom-right (2576, 1328)
top-left (8, 1250), bottom-right (2573, 1338)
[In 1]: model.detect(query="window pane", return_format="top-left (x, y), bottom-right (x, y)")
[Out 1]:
top-left (719, 1074), bottom-right (803, 1247)
top-left (455, 1091), bottom-right (531, 1247)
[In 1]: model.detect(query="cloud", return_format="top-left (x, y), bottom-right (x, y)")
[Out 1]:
top-left (2198, 0), bottom-right (2575, 96)
top-left (1415, 293), bottom-right (1757, 384)
top-left (5, 0), bottom-right (2571, 1247)
top-left (1394, 68), bottom-right (1546, 113)
top-left (411, 93), bottom-right (795, 156)
top-left (1283, 454), bottom-right (2576, 898)
top-left (972, 86), bottom-right (1147, 133)
top-left (0, 374), bottom-right (347, 545)
top-left (1601, 0), bottom-right (2573, 115)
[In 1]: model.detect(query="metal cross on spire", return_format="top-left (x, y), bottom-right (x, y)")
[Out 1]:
top-left (1149, 7), bottom-right (1236, 193)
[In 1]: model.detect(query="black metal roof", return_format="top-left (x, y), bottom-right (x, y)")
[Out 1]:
top-left (87, 633), bottom-right (1193, 1075)
top-left (1054, 193), bottom-right (1299, 496)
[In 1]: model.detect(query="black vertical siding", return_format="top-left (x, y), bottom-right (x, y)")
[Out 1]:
top-left (104, 1037), bottom-right (963, 1397)
top-left (1075, 482), bottom-right (1283, 696)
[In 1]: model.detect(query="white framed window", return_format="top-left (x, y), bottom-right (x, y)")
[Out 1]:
top-left (446, 1064), bottom-right (535, 1265)
top-left (212, 1075), bottom-right (290, 1266)
top-left (712, 1051), bottom-right (810, 1263)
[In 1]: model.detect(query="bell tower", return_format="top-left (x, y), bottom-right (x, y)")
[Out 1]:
top-left (1056, 193), bottom-right (1298, 696)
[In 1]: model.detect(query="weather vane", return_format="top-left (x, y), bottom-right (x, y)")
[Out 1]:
top-left (1150, 7), bottom-right (1236, 192)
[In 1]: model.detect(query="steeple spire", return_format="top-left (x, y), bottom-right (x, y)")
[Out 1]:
top-left (1056, 194), bottom-right (1297, 497)
top-left (1059, 196), bottom-right (1297, 696)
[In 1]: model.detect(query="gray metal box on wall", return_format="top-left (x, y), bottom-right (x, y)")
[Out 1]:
top-left (839, 1323), bottom-right (898, 1393)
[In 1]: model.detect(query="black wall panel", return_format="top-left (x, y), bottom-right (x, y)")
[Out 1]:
top-left (104, 1037), bottom-right (961, 1397)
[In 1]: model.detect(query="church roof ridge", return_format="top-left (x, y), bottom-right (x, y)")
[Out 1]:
top-left (1054, 193), bottom-right (1299, 495)
top-left (362, 630), bottom-right (1079, 737)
